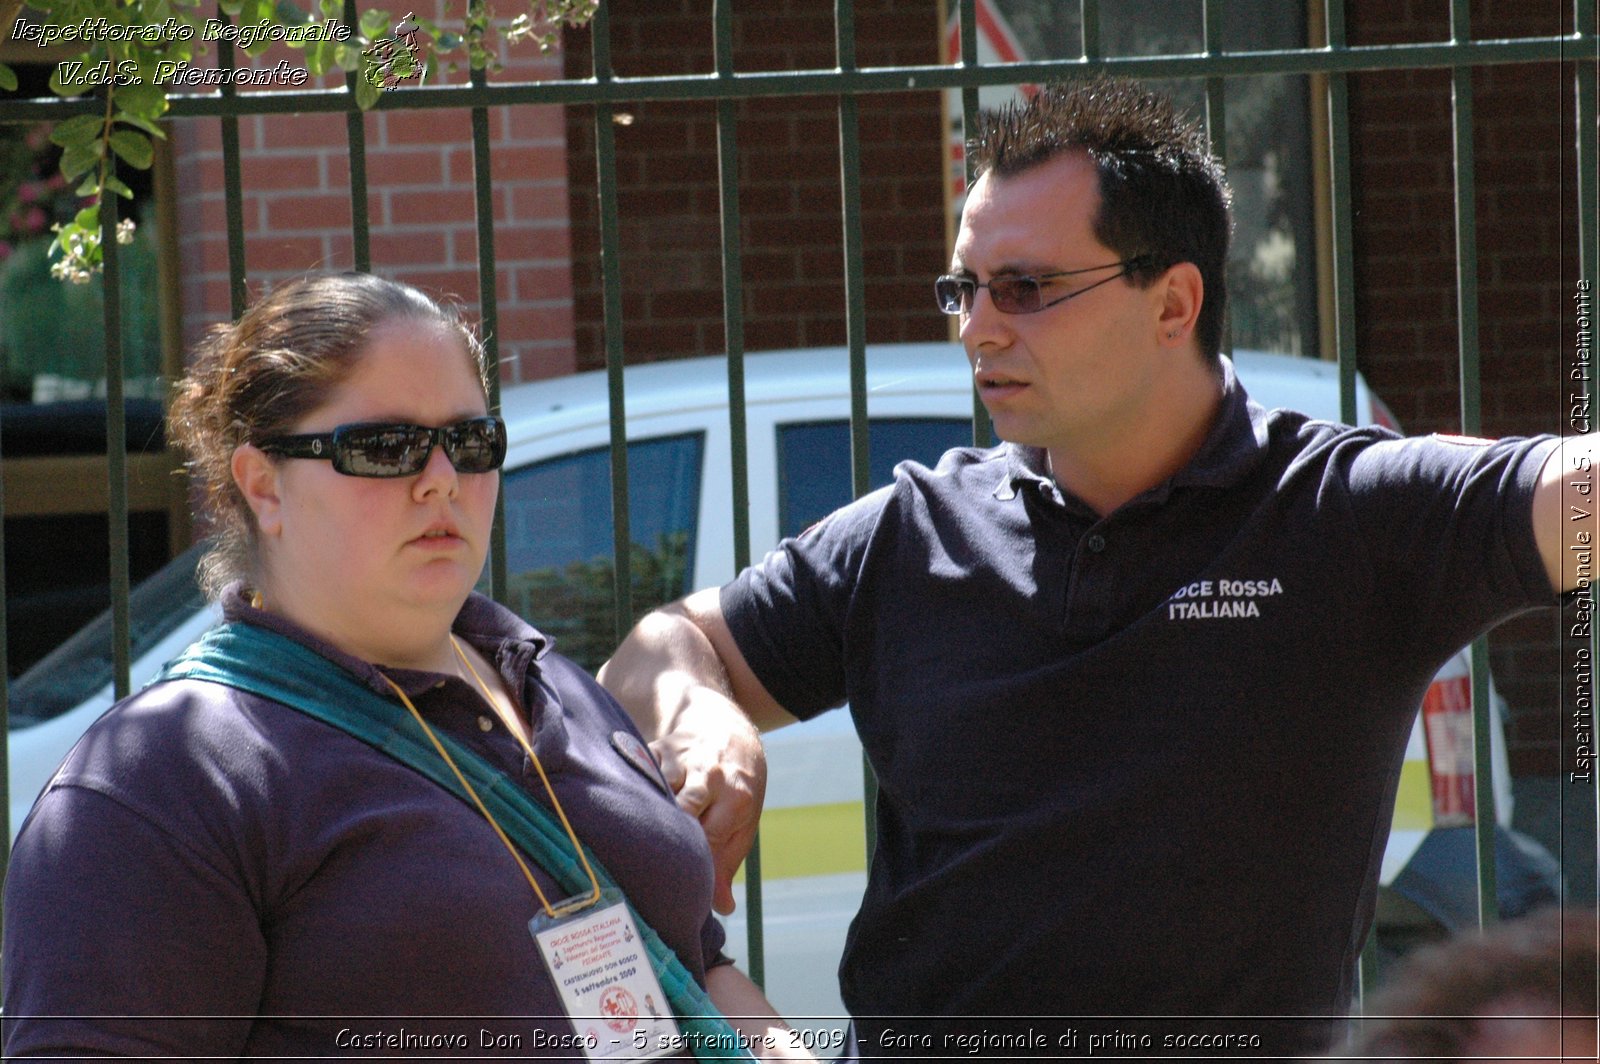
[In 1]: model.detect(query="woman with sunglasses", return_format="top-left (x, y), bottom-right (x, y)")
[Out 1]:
top-left (2, 273), bottom-right (808, 1061)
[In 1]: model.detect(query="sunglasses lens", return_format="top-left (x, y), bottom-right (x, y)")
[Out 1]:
top-left (934, 277), bottom-right (971, 315)
top-left (444, 418), bottom-right (507, 473)
top-left (989, 278), bottom-right (1040, 313)
top-left (338, 425), bottom-right (434, 477)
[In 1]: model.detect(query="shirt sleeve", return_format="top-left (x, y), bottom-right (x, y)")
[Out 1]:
top-left (2, 785), bottom-right (264, 1059)
top-left (1339, 431), bottom-right (1559, 657)
top-left (720, 485), bottom-right (895, 721)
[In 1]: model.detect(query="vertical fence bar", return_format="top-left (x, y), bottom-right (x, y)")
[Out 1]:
top-left (216, 22), bottom-right (248, 316)
top-left (837, 0), bottom-right (881, 864)
top-left (1081, 0), bottom-right (1101, 60)
top-left (711, 0), bottom-right (765, 988)
top-left (1446, 0), bottom-right (1499, 931)
top-left (957, 0), bottom-right (990, 449)
top-left (100, 180), bottom-right (130, 704)
top-left (343, 0), bottom-right (371, 273)
top-left (468, 25), bottom-right (506, 604)
top-left (1320, 0), bottom-right (1377, 1005)
top-left (590, 3), bottom-right (633, 646)
top-left (1324, 1), bottom-right (1359, 429)
top-left (1202, 0), bottom-right (1232, 357)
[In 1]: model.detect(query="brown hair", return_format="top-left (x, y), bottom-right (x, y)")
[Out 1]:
top-left (1342, 907), bottom-right (1599, 1058)
top-left (968, 77), bottom-right (1233, 363)
top-left (168, 273), bottom-right (488, 597)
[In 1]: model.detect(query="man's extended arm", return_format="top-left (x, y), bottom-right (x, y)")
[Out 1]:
top-left (598, 587), bottom-right (796, 915)
top-left (1535, 435), bottom-right (1600, 593)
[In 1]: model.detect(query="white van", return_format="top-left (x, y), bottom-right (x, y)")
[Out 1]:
top-left (7, 343), bottom-right (1558, 1024)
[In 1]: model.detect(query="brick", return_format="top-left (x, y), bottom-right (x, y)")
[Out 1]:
top-left (239, 152), bottom-right (327, 193)
top-left (500, 104), bottom-right (567, 144)
top-left (509, 265), bottom-right (576, 303)
top-left (367, 229), bottom-right (449, 266)
top-left (256, 112), bottom-right (346, 151)
top-left (387, 269), bottom-right (480, 303)
top-left (364, 148), bottom-right (450, 187)
top-left (385, 189), bottom-right (475, 228)
top-left (190, 235), bottom-right (234, 275)
top-left (246, 234), bottom-right (335, 274)
top-left (382, 109), bottom-right (475, 147)
top-left (512, 341), bottom-right (581, 383)
top-left (508, 183), bottom-right (574, 222)
top-left (492, 303), bottom-right (576, 349)
top-left (264, 193), bottom-right (355, 232)
top-left (489, 145), bottom-right (570, 183)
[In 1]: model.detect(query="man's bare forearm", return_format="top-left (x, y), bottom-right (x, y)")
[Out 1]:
top-left (599, 589), bottom-right (788, 915)
top-left (600, 588), bottom-right (796, 736)
top-left (600, 600), bottom-right (737, 739)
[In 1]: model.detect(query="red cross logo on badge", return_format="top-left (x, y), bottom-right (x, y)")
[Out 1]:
top-left (600, 985), bottom-right (638, 1032)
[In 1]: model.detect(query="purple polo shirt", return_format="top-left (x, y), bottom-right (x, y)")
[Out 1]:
top-left (3, 588), bottom-right (722, 1058)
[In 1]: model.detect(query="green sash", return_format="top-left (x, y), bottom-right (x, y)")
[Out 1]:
top-left (158, 622), bottom-right (755, 1062)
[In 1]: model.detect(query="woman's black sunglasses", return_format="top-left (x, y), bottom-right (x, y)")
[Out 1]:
top-left (255, 416), bottom-right (508, 478)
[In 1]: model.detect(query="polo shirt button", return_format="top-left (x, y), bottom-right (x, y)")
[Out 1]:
top-left (478, 715), bottom-right (495, 732)
top-left (1087, 533), bottom-right (1107, 553)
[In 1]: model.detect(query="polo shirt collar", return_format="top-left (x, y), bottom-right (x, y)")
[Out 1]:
top-left (996, 354), bottom-right (1269, 506)
top-left (221, 583), bottom-right (550, 699)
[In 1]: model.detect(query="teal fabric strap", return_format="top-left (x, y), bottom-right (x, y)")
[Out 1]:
top-left (158, 622), bottom-right (754, 1061)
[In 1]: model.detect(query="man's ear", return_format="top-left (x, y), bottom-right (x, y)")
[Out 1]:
top-left (1156, 261), bottom-right (1204, 349)
top-left (231, 444), bottom-right (285, 538)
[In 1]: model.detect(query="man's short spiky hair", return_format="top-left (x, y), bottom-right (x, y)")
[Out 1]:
top-left (969, 77), bottom-right (1234, 363)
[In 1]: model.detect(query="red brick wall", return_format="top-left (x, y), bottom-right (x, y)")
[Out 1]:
top-left (561, 0), bottom-right (949, 371)
top-left (1347, 0), bottom-right (1584, 774)
top-left (173, 0), bottom-right (576, 384)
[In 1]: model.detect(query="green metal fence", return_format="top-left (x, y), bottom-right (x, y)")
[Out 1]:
top-left (0, 0), bottom-right (1596, 1007)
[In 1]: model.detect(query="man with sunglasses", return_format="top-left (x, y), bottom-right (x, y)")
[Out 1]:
top-left (601, 78), bottom-right (1581, 1055)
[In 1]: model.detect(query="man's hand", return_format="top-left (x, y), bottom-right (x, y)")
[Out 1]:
top-left (647, 685), bottom-right (767, 915)
top-left (599, 589), bottom-right (797, 915)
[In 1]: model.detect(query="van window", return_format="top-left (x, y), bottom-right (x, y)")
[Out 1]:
top-left (777, 419), bottom-right (973, 538)
top-left (9, 541), bottom-right (207, 728)
top-left (500, 432), bottom-right (704, 672)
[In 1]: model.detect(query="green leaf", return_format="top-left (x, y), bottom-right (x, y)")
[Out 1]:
top-left (76, 175), bottom-right (100, 197)
top-left (116, 82), bottom-right (169, 118)
top-left (360, 9), bottom-right (389, 39)
top-left (301, 39), bottom-right (324, 76)
top-left (114, 112), bottom-right (168, 139)
top-left (0, 63), bottom-right (17, 93)
top-left (48, 65), bottom-right (89, 98)
top-left (105, 175), bottom-right (135, 199)
top-left (334, 43), bottom-right (362, 73)
top-left (355, 73), bottom-right (383, 111)
top-left (109, 131), bottom-right (154, 170)
top-left (60, 143), bottom-right (102, 181)
top-left (50, 115), bottom-right (105, 148)
top-left (74, 206), bottom-right (101, 231)
top-left (275, 0), bottom-right (313, 26)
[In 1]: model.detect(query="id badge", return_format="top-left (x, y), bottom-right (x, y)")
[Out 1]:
top-left (530, 888), bottom-right (683, 1060)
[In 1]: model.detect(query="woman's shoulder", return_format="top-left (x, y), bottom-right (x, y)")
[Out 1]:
top-left (35, 674), bottom-right (352, 836)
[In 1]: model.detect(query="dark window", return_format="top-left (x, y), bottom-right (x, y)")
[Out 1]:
top-left (778, 419), bottom-right (972, 539)
top-left (500, 432), bottom-right (704, 672)
top-left (10, 542), bottom-right (207, 727)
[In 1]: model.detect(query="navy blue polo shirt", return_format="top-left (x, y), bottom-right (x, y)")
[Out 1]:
top-left (723, 361), bottom-right (1557, 1053)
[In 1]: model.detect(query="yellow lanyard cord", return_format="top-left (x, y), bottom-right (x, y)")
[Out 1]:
top-left (377, 638), bottom-right (603, 919)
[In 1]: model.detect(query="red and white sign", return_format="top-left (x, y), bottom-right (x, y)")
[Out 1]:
top-left (942, 1), bottom-right (1032, 204)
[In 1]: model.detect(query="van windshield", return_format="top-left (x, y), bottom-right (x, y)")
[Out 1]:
top-left (8, 543), bottom-right (208, 728)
